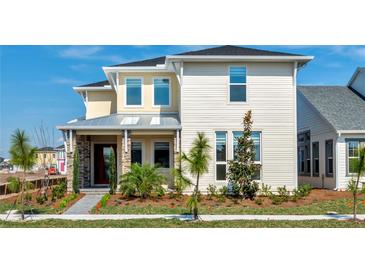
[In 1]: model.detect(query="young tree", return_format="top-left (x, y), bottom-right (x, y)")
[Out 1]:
top-left (171, 156), bottom-right (192, 197)
top-left (227, 110), bottom-right (260, 200)
top-left (347, 146), bottom-right (365, 220)
top-left (72, 148), bottom-right (80, 193)
top-left (181, 132), bottom-right (211, 220)
top-left (108, 148), bottom-right (117, 194)
top-left (9, 129), bottom-right (37, 220)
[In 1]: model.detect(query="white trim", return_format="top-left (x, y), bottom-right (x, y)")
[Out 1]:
top-left (151, 139), bottom-right (173, 169)
top-left (73, 86), bottom-right (112, 91)
top-left (293, 62), bottom-right (298, 188)
top-left (69, 130), bottom-right (73, 152)
top-left (338, 130), bottom-right (365, 134)
top-left (166, 55), bottom-right (314, 63)
top-left (124, 129), bottom-right (128, 153)
top-left (176, 129), bottom-right (180, 153)
top-left (103, 66), bottom-right (169, 73)
top-left (152, 77), bottom-right (172, 108)
top-left (215, 131), bottom-right (228, 183)
top-left (348, 67), bottom-right (365, 87)
top-left (124, 77), bottom-right (144, 108)
top-left (227, 65), bottom-right (248, 104)
top-left (131, 140), bottom-right (145, 165)
top-left (91, 141), bottom-right (117, 187)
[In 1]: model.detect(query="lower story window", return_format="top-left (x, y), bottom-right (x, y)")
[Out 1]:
top-left (325, 140), bottom-right (333, 177)
top-left (347, 139), bottom-right (365, 174)
top-left (312, 142), bottom-right (319, 177)
top-left (131, 142), bottom-right (142, 165)
top-left (154, 142), bottom-right (170, 168)
top-left (216, 131), bottom-right (227, 181)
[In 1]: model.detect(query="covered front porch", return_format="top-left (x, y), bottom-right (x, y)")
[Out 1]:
top-left (57, 113), bottom-right (181, 192)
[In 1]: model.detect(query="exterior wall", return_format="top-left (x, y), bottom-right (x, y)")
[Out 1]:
top-left (35, 151), bottom-right (57, 168)
top-left (180, 62), bottom-right (298, 191)
top-left (76, 135), bottom-right (91, 188)
top-left (86, 90), bottom-right (117, 119)
top-left (337, 133), bottom-right (365, 190)
top-left (66, 131), bottom-right (76, 192)
top-left (117, 72), bottom-right (179, 113)
top-left (297, 92), bottom-right (337, 189)
top-left (350, 70), bottom-right (365, 97)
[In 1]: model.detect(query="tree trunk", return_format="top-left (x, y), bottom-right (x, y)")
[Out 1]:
top-left (193, 173), bottom-right (200, 220)
top-left (21, 171), bottom-right (26, 220)
top-left (353, 174), bottom-right (361, 221)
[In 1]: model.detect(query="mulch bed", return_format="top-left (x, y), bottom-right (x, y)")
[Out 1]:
top-left (0, 187), bottom-right (85, 211)
top-left (105, 189), bottom-right (365, 209)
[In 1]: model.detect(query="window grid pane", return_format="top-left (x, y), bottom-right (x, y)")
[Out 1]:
top-left (126, 79), bottom-right (142, 105)
top-left (154, 142), bottom-right (170, 168)
top-left (154, 79), bottom-right (170, 106)
top-left (230, 67), bottom-right (246, 83)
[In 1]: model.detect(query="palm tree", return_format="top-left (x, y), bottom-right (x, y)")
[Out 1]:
top-left (181, 132), bottom-right (211, 220)
top-left (347, 146), bottom-right (365, 220)
top-left (9, 129), bottom-right (37, 220)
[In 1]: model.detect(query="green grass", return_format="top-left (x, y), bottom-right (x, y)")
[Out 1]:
top-left (94, 198), bottom-right (365, 215)
top-left (1, 219), bottom-right (365, 228)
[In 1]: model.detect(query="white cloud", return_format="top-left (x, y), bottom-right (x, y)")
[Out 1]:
top-left (58, 46), bottom-right (125, 63)
top-left (69, 64), bottom-right (89, 71)
top-left (329, 46), bottom-right (365, 59)
top-left (51, 77), bottom-right (81, 85)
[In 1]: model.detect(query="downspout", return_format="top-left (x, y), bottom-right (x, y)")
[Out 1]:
top-left (335, 132), bottom-right (341, 190)
top-left (293, 62), bottom-right (298, 189)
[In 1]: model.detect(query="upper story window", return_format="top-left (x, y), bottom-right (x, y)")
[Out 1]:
top-left (229, 66), bottom-right (247, 102)
top-left (153, 78), bottom-right (170, 107)
top-left (126, 78), bottom-right (142, 106)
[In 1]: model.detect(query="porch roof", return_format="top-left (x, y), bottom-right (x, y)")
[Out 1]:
top-left (56, 113), bottom-right (181, 130)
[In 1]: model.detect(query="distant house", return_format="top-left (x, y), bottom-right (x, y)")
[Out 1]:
top-left (55, 145), bottom-right (66, 175)
top-left (0, 157), bottom-right (4, 163)
top-left (297, 67), bottom-right (365, 190)
top-left (35, 147), bottom-right (57, 169)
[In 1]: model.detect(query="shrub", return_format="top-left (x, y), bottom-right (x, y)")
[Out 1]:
top-left (36, 194), bottom-right (47, 205)
top-left (52, 181), bottom-right (67, 201)
top-left (100, 193), bottom-right (111, 208)
top-left (218, 186), bottom-right (228, 196)
top-left (108, 148), bottom-right (117, 195)
top-left (298, 184), bottom-right (312, 197)
top-left (25, 192), bottom-right (32, 202)
top-left (119, 164), bottom-right (167, 199)
top-left (242, 181), bottom-right (259, 200)
top-left (277, 186), bottom-right (290, 202)
top-left (207, 184), bottom-right (217, 199)
top-left (171, 159), bottom-right (191, 196)
top-left (6, 177), bottom-right (20, 193)
top-left (155, 186), bottom-right (165, 198)
top-left (228, 181), bottom-right (241, 197)
top-left (59, 193), bottom-right (78, 209)
top-left (270, 195), bottom-right (285, 205)
top-left (72, 148), bottom-right (80, 193)
top-left (255, 198), bottom-right (263, 206)
top-left (259, 183), bottom-right (272, 197)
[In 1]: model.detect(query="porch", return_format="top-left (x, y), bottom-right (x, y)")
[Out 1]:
top-left (57, 113), bottom-right (181, 192)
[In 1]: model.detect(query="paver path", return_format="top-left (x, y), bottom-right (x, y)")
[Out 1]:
top-left (63, 194), bottom-right (103, 215)
top-left (1, 213), bottom-right (365, 222)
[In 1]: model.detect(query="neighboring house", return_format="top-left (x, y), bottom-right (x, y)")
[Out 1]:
top-left (55, 145), bottom-right (66, 175)
top-left (57, 45), bottom-right (313, 192)
top-left (297, 67), bottom-right (365, 190)
top-left (35, 147), bottom-right (57, 169)
top-left (0, 157), bottom-right (4, 163)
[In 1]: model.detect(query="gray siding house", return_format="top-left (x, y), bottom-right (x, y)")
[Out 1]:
top-left (297, 67), bottom-right (365, 190)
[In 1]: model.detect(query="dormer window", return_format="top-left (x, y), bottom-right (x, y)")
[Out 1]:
top-left (229, 66), bottom-right (247, 102)
top-left (153, 78), bottom-right (170, 107)
top-left (126, 78), bottom-right (143, 106)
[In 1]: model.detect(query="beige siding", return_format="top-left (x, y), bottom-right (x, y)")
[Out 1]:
top-left (86, 91), bottom-right (117, 119)
top-left (181, 62), bottom-right (297, 191)
top-left (117, 72), bottom-right (179, 113)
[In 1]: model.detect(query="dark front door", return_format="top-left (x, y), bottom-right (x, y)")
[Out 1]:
top-left (94, 144), bottom-right (117, 185)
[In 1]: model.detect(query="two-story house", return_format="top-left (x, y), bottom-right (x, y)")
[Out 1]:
top-left (57, 45), bottom-right (313, 192)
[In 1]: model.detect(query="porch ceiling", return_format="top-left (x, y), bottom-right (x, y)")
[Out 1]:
top-left (56, 113), bottom-right (181, 130)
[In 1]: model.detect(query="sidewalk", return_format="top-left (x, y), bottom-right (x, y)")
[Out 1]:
top-left (1, 213), bottom-right (364, 222)
top-left (64, 194), bottom-right (103, 215)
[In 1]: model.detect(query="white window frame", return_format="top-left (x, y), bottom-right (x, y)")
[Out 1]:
top-left (131, 140), bottom-right (145, 165)
top-left (325, 139), bottom-right (334, 177)
top-left (347, 140), bottom-right (361, 176)
top-left (312, 141), bottom-right (320, 177)
top-left (228, 65), bottom-right (248, 104)
top-left (152, 77), bottom-right (172, 108)
top-left (232, 131), bottom-right (262, 181)
top-left (215, 131), bottom-right (227, 182)
top-left (124, 77), bottom-right (144, 108)
top-left (151, 140), bottom-right (172, 169)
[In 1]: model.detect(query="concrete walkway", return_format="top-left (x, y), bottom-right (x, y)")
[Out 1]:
top-left (63, 194), bottom-right (104, 215)
top-left (1, 213), bottom-right (365, 222)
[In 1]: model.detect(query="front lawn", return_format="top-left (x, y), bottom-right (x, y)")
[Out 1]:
top-left (92, 189), bottom-right (365, 215)
top-left (1, 219), bottom-right (365, 228)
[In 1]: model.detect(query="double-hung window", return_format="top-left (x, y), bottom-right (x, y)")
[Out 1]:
top-left (233, 131), bottom-right (262, 180)
top-left (347, 139), bottom-right (365, 175)
top-left (298, 131), bottom-right (311, 176)
top-left (215, 132), bottom-right (227, 181)
top-left (153, 78), bottom-right (170, 107)
top-left (312, 142), bottom-right (319, 177)
top-left (229, 66), bottom-right (247, 102)
top-left (325, 140), bottom-right (333, 177)
top-left (126, 78), bottom-right (142, 106)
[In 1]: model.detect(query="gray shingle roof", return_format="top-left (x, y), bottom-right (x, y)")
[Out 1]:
top-left (77, 80), bottom-right (110, 88)
top-left (57, 113), bottom-right (181, 130)
top-left (298, 86), bottom-right (365, 131)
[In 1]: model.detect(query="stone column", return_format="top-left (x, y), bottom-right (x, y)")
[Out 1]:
top-left (121, 130), bottom-right (131, 175)
top-left (76, 135), bottom-right (91, 189)
top-left (116, 134), bottom-right (123, 185)
top-left (66, 130), bottom-right (76, 192)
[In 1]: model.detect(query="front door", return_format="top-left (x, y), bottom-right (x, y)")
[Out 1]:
top-left (94, 144), bottom-right (117, 185)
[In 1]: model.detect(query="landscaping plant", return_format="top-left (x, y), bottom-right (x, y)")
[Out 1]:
top-left (72, 147), bottom-right (80, 193)
top-left (346, 146), bottom-right (365, 220)
top-left (52, 181), bottom-right (67, 201)
top-left (207, 184), bottom-right (217, 199)
top-left (119, 163), bottom-right (167, 198)
top-left (181, 132), bottom-right (211, 220)
top-left (9, 129), bottom-right (37, 220)
top-left (259, 183), bottom-right (272, 197)
top-left (6, 176), bottom-right (20, 194)
top-left (171, 157), bottom-right (191, 197)
top-left (227, 111), bottom-right (260, 200)
top-left (108, 148), bottom-right (117, 194)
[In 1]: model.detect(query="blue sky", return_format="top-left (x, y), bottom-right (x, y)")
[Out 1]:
top-left (1, 45), bottom-right (365, 158)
